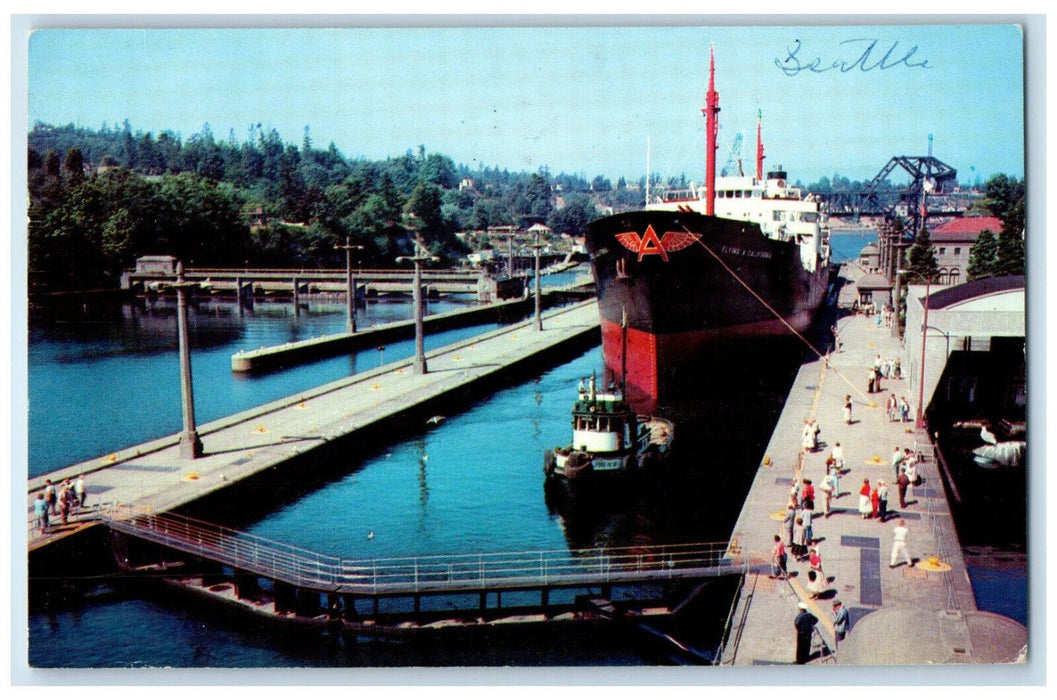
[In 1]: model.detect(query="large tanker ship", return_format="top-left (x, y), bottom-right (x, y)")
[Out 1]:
top-left (585, 49), bottom-right (830, 411)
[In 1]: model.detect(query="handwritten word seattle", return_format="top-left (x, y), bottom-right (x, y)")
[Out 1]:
top-left (775, 38), bottom-right (932, 76)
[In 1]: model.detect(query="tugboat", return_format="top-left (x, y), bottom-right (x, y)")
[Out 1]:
top-left (544, 375), bottom-right (674, 484)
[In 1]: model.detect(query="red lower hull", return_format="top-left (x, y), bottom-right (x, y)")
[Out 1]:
top-left (601, 310), bottom-right (815, 411)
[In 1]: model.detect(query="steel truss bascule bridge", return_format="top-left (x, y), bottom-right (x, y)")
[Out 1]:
top-left (817, 155), bottom-right (962, 230)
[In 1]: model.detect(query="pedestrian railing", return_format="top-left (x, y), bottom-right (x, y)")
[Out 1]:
top-left (98, 505), bottom-right (745, 595)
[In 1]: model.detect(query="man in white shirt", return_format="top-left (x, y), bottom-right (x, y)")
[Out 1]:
top-left (890, 519), bottom-right (913, 568)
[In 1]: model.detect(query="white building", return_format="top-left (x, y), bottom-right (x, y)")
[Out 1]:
top-left (903, 275), bottom-right (1025, 426)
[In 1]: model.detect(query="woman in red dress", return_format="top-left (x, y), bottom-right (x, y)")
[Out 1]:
top-left (858, 478), bottom-right (872, 519)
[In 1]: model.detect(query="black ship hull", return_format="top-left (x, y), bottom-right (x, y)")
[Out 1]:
top-left (585, 210), bottom-right (828, 410)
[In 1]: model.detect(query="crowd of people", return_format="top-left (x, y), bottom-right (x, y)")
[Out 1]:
top-left (32, 475), bottom-right (89, 535)
top-left (867, 353), bottom-right (903, 394)
top-left (773, 342), bottom-right (923, 664)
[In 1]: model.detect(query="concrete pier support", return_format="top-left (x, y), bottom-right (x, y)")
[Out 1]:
top-left (295, 589), bottom-right (322, 617)
top-left (234, 571), bottom-right (261, 600)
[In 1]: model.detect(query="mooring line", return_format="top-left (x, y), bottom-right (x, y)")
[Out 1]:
top-left (685, 229), bottom-right (870, 404)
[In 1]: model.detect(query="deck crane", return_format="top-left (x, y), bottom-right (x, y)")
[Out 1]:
top-left (721, 132), bottom-right (743, 177)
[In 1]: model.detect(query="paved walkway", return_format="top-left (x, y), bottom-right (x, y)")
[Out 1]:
top-left (720, 269), bottom-right (1026, 665)
top-left (27, 301), bottom-right (599, 551)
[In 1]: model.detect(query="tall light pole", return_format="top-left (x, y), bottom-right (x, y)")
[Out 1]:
top-left (336, 236), bottom-right (364, 333)
top-left (532, 229), bottom-right (543, 331)
top-left (899, 269), bottom-right (932, 430)
top-left (890, 224), bottom-right (907, 339)
top-left (173, 261), bottom-right (203, 459)
top-left (397, 237), bottom-right (439, 374)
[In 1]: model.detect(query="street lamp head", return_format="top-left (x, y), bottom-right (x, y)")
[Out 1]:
top-left (897, 269), bottom-right (930, 284)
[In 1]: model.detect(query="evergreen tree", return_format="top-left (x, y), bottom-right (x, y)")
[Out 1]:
top-left (1002, 197), bottom-right (1026, 243)
top-left (44, 150), bottom-right (61, 178)
top-left (984, 174), bottom-right (1024, 221)
top-left (547, 193), bottom-right (598, 236)
top-left (966, 229), bottom-right (998, 280)
top-left (994, 229), bottom-right (1025, 277)
top-left (63, 148), bottom-right (85, 185)
top-left (405, 180), bottom-right (446, 246)
top-left (904, 226), bottom-right (939, 282)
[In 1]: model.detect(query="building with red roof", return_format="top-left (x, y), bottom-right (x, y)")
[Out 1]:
top-left (929, 216), bottom-right (1005, 285)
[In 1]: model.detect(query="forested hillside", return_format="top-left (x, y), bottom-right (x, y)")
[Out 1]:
top-left (28, 122), bottom-right (641, 292)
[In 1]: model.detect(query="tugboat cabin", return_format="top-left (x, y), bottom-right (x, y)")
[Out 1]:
top-left (571, 393), bottom-right (641, 454)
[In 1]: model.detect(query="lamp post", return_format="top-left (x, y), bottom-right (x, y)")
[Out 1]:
top-left (336, 236), bottom-right (364, 333)
top-left (397, 237), bottom-right (439, 374)
top-left (173, 261), bottom-right (203, 459)
top-left (899, 268), bottom-right (932, 430)
top-left (532, 230), bottom-right (543, 331)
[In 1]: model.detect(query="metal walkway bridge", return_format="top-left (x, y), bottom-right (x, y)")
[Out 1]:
top-left (99, 506), bottom-right (747, 598)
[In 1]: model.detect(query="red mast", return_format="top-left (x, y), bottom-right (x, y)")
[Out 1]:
top-left (703, 46), bottom-right (720, 217)
top-left (756, 108), bottom-right (765, 180)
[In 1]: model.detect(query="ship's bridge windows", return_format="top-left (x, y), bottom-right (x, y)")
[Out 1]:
top-left (773, 210), bottom-right (788, 222)
top-left (800, 211), bottom-right (819, 223)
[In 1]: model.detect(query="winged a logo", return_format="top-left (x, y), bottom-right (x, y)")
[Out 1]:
top-left (615, 225), bottom-right (701, 261)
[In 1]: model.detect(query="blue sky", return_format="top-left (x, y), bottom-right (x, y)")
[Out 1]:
top-left (26, 23), bottom-right (1025, 186)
